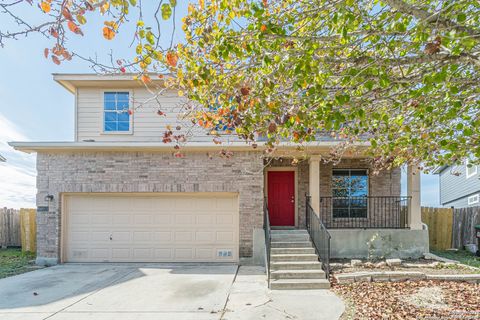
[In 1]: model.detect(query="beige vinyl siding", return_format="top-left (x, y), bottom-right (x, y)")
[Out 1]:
top-left (76, 87), bottom-right (214, 142)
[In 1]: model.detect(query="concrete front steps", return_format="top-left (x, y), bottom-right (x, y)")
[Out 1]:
top-left (269, 229), bottom-right (330, 290)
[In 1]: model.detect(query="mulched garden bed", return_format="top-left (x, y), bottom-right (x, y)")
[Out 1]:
top-left (332, 280), bottom-right (480, 320)
top-left (331, 258), bottom-right (480, 275)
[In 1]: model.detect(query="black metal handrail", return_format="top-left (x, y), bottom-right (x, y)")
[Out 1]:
top-left (319, 196), bottom-right (410, 229)
top-left (263, 199), bottom-right (271, 287)
top-left (306, 195), bottom-right (331, 278)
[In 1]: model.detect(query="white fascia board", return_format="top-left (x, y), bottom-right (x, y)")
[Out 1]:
top-left (9, 140), bottom-right (369, 154)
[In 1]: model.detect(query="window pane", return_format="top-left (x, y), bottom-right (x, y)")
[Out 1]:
top-left (104, 92), bottom-right (115, 101)
top-left (350, 198), bottom-right (367, 208)
top-left (350, 175), bottom-right (367, 189)
top-left (350, 170), bottom-right (368, 176)
top-left (333, 189), bottom-right (349, 197)
top-left (351, 208), bottom-right (367, 218)
top-left (116, 92), bottom-right (129, 101)
top-left (117, 111), bottom-right (129, 122)
top-left (117, 100), bottom-right (129, 110)
top-left (333, 170), bottom-right (350, 176)
top-left (117, 122), bottom-right (130, 131)
top-left (332, 176), bottom-right (349, 189)
top-left (104, 101), bottom-right (116, 111)
top-left (333, 208), bottom-right (349, 218)
top-left (104, 112), bottom-right (117, 122)
top-left (333, 198), bottom-right (350, 207)
top-left (104, 122), bottom-right (117, 131)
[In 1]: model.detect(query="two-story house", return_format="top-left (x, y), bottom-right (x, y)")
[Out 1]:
top-left (10, 74), bottom-right (428, 289)
top-left (434, 161), bottom-right (480, 208)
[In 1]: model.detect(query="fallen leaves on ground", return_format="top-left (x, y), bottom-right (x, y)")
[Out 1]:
top-left (332, 280), bottom-right (480, 320)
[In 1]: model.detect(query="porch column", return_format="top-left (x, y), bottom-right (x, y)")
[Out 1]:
top-left (407, 165), bottom-right (422, 230)
top-left (309, 155), bottom-right (321, 213)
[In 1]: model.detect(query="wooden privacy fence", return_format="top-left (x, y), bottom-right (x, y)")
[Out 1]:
top-left (0, 208), bottom-right (36, 252)
top-left (452, 206), bottom-right (480, 249)
top-left (20, 209), bottom-right (36, 252)
top-left (421, 207), bottom-right (453, 251)
top-left (0, 208), bottom-right (21, 248)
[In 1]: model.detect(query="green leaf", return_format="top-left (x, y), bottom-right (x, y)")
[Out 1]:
top-left (161, 4), bottom-right (172, 20)
top-left (170, 0), bottom-right (177, 6)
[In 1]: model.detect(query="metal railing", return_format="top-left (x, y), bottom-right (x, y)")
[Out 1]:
top-left (263, 199), bottom-right (271, 287)
top-left (306, 195), bottom-right (331, 278)
top-left (319, 196), bottom-right (410, 229)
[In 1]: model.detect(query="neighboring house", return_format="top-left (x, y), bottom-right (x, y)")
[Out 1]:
top-left (434, 161), bottom-right (480, 208)
top-left (10, 74), bottom-right (428, 288)
top-left (0, 154), bottom-right (5, 162)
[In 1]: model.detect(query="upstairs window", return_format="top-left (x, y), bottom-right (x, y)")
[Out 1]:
top-left (104, 92), bottom-right (131, 132)
top-left (332, 169), bottom-right (368, 218)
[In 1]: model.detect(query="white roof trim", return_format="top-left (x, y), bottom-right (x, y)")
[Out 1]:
top-left (9, 141), bottom-right (370, 154)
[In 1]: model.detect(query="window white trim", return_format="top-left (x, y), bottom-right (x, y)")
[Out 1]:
top-left (466, 159), bottom-right (477, 179)
top-left (101, 89), bottom-right (134, 135)
top-left (468, 194), bottom-right (479, 205)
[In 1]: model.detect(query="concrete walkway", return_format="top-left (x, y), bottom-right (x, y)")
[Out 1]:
top-left (0, 264), bottom-right (344, 320)
top-left (222, 266), bottom-right (344, 320)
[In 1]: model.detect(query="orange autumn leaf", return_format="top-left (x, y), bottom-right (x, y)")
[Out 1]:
top-left (103, 27), bottom-right (115, 40)
top-left (51, 55), bottom-right (61, 65)
top-left (44, 48), bottom-right (49, 59)
top-left (40, 1), bottom-right (50, 13)
top-left (166, 51), bottom-right (178, 67)
top-left (67, 21), bottom-right (83, 35)
top-left (62, 7), bottom-right (73, 21)
top-left (141, 74), bottom-right (152, 84)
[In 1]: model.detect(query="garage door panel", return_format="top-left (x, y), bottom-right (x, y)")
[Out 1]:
top-left (153, 215), bottom-right (172, 225)
top-left (153, 231), bottom-right (172, 242)
top-left (217, 231), bottom-right (234, 242)
top-left (65, 193), bottom-right (239, 262)
top-left (133, 214), bottom-right (152, 225)
top-left (71, 231), bottom-right (90, 242)
top-left (112, 248), bottom-right (131, 259)
top-left (174, 248), bottom-right (194, 259)
top-left (195, 215), bottom-right (214, 225)
top-left (91, 231), bottom-right (110, 242)
top-left (112, 215), bottom-right (131, 225)
top-left (195, 231), bottom-right (215, 242)
top-left (216, 215), bottom-right (234, 224)
top-left (133, 231), bottom-right (152, 242)
top-left (91, 248), bottom-right (110, 259)
top-left (112, 231), bottom-right (131, 242)
top-left (174, 231), bottom-right (193, 242)
top-left (90, 215), bottom-right (112, 225)
top-left (175, 214), bottom-right (195, 224)
top-left (154, 248), bottom-right (173, 259)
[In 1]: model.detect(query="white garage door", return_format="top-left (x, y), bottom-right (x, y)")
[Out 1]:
top-left (64, 193), bottom-right (239, 263)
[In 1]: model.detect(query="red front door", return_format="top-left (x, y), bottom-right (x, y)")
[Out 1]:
top-left (267, 171), bottom-right (295, 226)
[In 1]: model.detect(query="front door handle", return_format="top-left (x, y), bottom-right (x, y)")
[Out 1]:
top-left (291, 196), bottom-right (295, 203)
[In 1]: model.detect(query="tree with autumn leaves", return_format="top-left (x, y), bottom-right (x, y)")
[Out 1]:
top-left (0, 0), bottom-right (479, 171)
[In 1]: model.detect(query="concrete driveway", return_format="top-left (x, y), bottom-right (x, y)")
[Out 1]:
top-left (0, 264), bottom-right (344, 320)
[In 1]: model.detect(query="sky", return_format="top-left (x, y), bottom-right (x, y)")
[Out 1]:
top-left (0, 2), bottom-right (440, 209)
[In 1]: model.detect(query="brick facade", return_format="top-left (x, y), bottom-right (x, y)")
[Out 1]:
top-left (36, 151), bottom-right (264, 263)
top-left (36, 152), bottom-right (401, 264)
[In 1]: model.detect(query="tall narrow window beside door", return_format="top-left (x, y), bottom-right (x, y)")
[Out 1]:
top-left (332, 169), bottom-right (368, 218)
